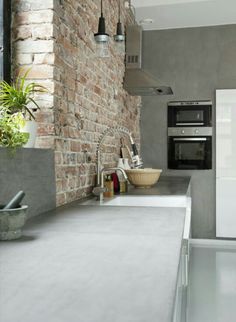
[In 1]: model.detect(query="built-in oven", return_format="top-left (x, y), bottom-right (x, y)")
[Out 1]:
top-left (168, 127), bottom-right (212, 169)
top-left (168, 100), bottom-right (212, 127)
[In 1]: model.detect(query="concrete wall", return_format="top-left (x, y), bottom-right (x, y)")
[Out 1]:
top-left (141, 24), bottom-right (236, 238)
top-left (0, 148), bottom-right (56, 218)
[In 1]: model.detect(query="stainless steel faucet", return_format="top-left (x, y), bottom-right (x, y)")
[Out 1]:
top-left (93, 167), bottom-right (128, 202)
top-left (92, 126), bottom-right (143, 201)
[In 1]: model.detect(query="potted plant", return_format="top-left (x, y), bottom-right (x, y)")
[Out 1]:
top-left (0, 109), bottom-right (29, 148)
top-left (0, 69), bottom-right (46, 148)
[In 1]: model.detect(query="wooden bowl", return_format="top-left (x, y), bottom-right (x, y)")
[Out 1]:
top-left (125, 168), bottom-right (162, 188)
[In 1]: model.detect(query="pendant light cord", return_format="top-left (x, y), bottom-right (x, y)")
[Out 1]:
top-left (118, 0), bottom-right (121, 23)
top-left (101, 0), bottom-right (103, 17)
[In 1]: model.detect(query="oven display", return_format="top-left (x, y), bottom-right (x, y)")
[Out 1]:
top-left (176, 110), bottom-right (204, 124)
top-left (168, 101), bottom-right (212, 127)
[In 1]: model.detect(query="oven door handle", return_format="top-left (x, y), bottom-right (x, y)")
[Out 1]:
top-left (176, 122), bottom-right (204, 126)
top-left (173, 138), bottom-right (207, 141)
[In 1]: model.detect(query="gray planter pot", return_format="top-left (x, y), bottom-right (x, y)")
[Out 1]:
top-left (0, 205), bottom-right (28, 240)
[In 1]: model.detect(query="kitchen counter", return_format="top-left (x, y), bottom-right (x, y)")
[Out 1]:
top-left (80, 176), bottom-right (191, 208)
top-left (0, 204), bottom-right (186, 322)
top-left (127, 176), bottom-right (191, 196)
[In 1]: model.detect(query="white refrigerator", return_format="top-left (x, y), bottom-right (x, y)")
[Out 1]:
top-left (216, 89), bottom-right (236, 238)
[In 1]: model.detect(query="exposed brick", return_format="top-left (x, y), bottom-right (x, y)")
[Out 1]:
top-left (19, 65), bottom-right (54, 79)
top-left (54, 152), bottom-right (63, 165)
top-left (14, 0), bottom-right (54, 12)
top-left (15, 10), bottom-right (53, 25)
top-left (36, 110), bottom-right (54, 123)
top-left (70, 141), bottom-right (81, 152)
top-left (56, 193), bottom-right (66, 206)
top-left (13, 0), bottom-right (141, 208)
top-left (35, 136), bottom-right (54, 149)
top-left (37, 123), bottom-right (55, 136)
top-left (14, 25), bottom-right (32, 40)
top-left (32, 24), bottom-right (54, 40)
top-left (15, 39), bottom-right (54, 53)
top-left (33, 53), bottom-right (55, 65)
top-left (15, 53), bottom-right (33, 64)
top-left (32, 80), bottom-right (55, 94)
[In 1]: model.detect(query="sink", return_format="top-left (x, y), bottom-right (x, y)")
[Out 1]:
top-left (80, 194), bottom-right (192, 240)
top-left (81, 195), bottom-right (188, 208)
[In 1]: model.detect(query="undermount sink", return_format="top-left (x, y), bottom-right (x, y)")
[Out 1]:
top-left (80, 188), bottom-right (192, 241)
top-left (81, 195), bottom-right (188, 208)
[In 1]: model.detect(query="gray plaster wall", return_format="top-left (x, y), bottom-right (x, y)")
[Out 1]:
top-left (141, 24), bottom-right (236, 238)
top-left (0, 148), bottom-right (56, 218)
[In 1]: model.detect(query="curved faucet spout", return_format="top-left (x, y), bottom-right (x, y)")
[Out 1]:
top-left (97, 126), bottom-right (133, 148)
top-left (93, 125), bottom-right (143, 202)
top-left (95, 126), bottom-right (143, 187)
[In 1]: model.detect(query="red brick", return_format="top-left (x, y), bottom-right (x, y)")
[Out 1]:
top-left (13, 0), bottom-right (141, 208)
top-left (56, 193), bottom-right (66, 206)
top-left (70, 141), bottom-right (81, 152)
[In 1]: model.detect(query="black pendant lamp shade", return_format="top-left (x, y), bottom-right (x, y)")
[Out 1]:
top-left (94, 0), bottom-right (109, 43)
top-left (114, 0), bottom-right (125, 42)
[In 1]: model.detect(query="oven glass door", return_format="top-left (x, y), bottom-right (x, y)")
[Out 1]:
top-left (168, 105), bottom-right (212, 127)
top-left (168, 137), bottom-right (212, 169)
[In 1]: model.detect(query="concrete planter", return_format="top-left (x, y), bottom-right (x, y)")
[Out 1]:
top-left (0, 205), bottom-right (28, 240)
top-left (20, 120), bottom-right (38, 148)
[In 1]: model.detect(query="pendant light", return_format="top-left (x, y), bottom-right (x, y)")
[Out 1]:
top-left (94, 0), bottom-right (109, 57)
top-left (114, 0), bottom-right (125, 42)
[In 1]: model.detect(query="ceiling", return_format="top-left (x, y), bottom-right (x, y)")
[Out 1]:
top-left (131, 0), bottom-right (236, 30)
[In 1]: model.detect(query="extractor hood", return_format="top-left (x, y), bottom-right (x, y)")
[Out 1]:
top-left (124, 25), bottom-right (173, 96)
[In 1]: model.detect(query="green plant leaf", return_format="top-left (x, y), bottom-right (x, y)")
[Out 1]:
top-left (0, 110), bottom-right (29, 148)
top-left (0, 68), bottom-right (47, 118)
top-left (23, 104), bottom-right (36, 120)
top-left (18, 68), bottom-right (31, 92)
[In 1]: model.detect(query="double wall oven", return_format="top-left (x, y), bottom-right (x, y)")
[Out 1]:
top-left (168, 101), bottom-right (212, 170)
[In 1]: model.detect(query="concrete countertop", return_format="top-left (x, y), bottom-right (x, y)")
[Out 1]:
top-left (0, 204), bottom-right (186, 322)
top-left (126, 176), bottom-right (191, 196)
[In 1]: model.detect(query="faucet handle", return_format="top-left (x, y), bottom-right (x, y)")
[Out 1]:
top-left (92, 186), bottom-right (107, 196)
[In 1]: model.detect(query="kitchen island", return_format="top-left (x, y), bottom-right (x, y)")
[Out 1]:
top-left (0, 177), bottom-right (190, 322)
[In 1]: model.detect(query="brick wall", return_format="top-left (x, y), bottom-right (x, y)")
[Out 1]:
top-left (12, 0), bottom-right (141, 206)
top-left (12, 0), bottom-right (55, 149)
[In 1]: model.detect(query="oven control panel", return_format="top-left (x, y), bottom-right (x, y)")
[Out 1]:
top-left (168, 127), bottom-right (212, 137)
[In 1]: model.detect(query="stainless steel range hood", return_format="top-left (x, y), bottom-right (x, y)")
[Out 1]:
top-left (124, 25), bottom-right (173, 96)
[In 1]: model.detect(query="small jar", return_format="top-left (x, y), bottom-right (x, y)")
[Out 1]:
top-left (119, 180), bottom-right (128, 194)
top-left (103, 175), bottom-right (114, 198)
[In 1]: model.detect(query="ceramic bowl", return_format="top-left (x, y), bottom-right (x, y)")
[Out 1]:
top-left (125, 168), bottom-right (162, 188)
